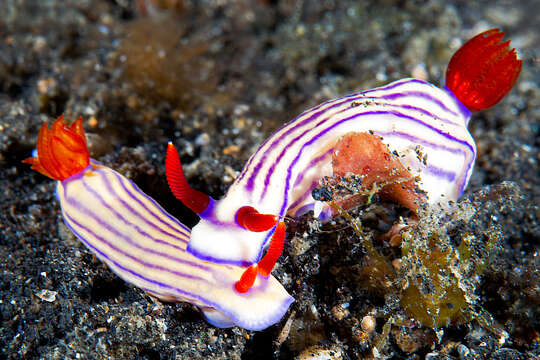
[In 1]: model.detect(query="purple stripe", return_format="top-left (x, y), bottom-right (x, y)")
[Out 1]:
top-left (278, 111), bottom-right (475, 215)
top-left (100, 170), bottom-right (190, 246)
top-left (109, 170), bottom-right (190, 237)
top-left (361, 78), bottom-right (428, 94)
top-left (293, 148), bottom-right (333, 188)
top-left (380, 91), bottom-right (459, 117)
top-left (65, 181), bottom-right (212, 272)
top-left (378, 102), bottom-right (461, 126)
top-left (443, 85), bottom-right (472, 122)
top-left (288, 180), bottom-right (319, 211)
top-left (422, 164), bottom-right (457, 182)
top-left (61, 208), bottom-right (207, 282)
top-left (242, 79), bottom-right (465, 192)
top-left (87, 173), bottom-right (189, 253)
top-left (262, 107), bottom-right (473, 202)
top-left (186, 244), bottom-right (254, 267)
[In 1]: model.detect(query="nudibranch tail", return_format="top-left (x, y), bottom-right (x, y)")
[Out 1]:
top-left (23, 115), bottom-right (90, 180)
top-left (446, 28), bottom-right (522, 112)
top-left (165, 142), bottom-right (210, 214)
top-left (235, 221), bottom-right (286, 293)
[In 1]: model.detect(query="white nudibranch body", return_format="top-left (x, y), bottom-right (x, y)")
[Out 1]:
top-left (188, 79), bottom-right (475, 265)
top-left (57, 163), bottom-right (293, 331)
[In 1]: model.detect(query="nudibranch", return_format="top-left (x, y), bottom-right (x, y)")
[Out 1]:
top-left (24, 116), bottom-right (294, 331)
top-left (165, 29), bottom-right (522, 284)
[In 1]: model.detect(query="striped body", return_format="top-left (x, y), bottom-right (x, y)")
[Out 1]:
top-left (57, 162), bottom-right (293, 331)
top-left (188, 78), bottom-right (476, 265)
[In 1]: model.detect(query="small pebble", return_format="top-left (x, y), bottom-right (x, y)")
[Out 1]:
top-left (297, 345), bottom-right (343, 360)
top-left (35, 289), bottom-right (57, 302)
top-left (360, 315), bottom-right (376, 333)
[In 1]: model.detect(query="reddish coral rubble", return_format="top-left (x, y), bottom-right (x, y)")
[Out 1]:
top-left (332, 132), bottom-right (425, 212)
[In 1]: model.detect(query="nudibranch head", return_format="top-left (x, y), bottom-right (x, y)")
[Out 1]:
top-left (165, 143), bottom-right (281, 266)
top-left (446, 28), bottom-right (522, 112)
top-left (23, 115), bottom-right (90, 181)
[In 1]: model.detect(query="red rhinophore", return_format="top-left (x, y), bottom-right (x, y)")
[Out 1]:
top-left (236, 206), bottom-right (278, 232)
top-left (234, 264), bottom-right (258, 293)
top-left (234, 221), bottom-right (286, 293)
top-left (257, 221), bottom-right (286, 277)
top-left (23, 115), bottom-right (90, 180)
top-left (446, 28), bottom-right (522, 112)
top-left (165, 143), bottom-right (210, 214)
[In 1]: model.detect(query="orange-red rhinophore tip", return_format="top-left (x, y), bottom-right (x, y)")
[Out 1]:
top-left (236, 206), bottom-right (278, 232)
top-left (446, 28), bottom-right (522, 112)
top-left (165, 142), bottom-right (210, 214)
top-left (234, 264), bottom-right (258, 293)
top-left (257, 221), bottom-right (286, 277)
top-left (23, 115), bottom-right (90, 180)
top-left (234, 221), bottom-right (286, 293)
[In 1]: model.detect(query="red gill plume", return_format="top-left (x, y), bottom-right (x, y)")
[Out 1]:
top-left (23, 115), bottom-right (90, 181)
top-left (446, 28), bottom-right (522, 112)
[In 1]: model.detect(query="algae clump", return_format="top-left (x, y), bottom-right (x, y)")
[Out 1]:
top-left (325, 177), bottom-right (504, 337)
